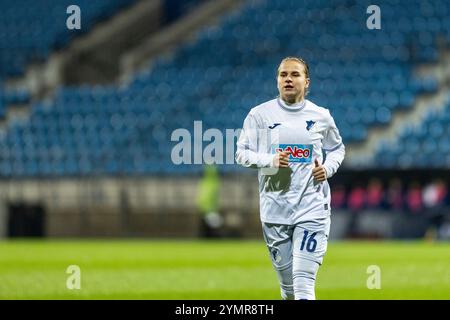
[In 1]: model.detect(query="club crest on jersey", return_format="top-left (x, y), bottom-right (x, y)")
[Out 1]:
top-left (272, 144), bottom-right (313, 163)
top-left (306, 120), bottom-right (316, 131)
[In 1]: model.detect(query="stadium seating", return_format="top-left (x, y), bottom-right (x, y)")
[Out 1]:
top-left (0, 0), bottom-right (448, 176)
top-left (374, 93), bottom-right (450, 168)
top-left (0, 0), bottom-right (135, 78)
top-left (0, 0), bottom-right (136, 120)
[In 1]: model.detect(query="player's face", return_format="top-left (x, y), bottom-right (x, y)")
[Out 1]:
top-left (277, 60), bottom-right (310, 104)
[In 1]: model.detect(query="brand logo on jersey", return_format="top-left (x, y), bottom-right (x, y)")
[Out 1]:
top-left (268, 123), bottom-right (281, 129)
top-left (272, 144), bottom-right (313, 163)
top-left (306, 120), bottom-right (316, 131)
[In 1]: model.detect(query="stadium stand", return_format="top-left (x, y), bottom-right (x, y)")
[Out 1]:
top-left (0, 0), bottom-right (449, 240)
top-left (374, 93), bottom-right (450, 168)
top-left (0, 0), bottom-right (448, 177)
top-left (0, 0), bottom-right (136, 78)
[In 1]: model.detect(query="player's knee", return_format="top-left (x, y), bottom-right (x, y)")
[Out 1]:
top-left (293, 259), bottom-right (318, 281)
top-left (292, 257), bottom-right (319, 300)
top-left (275, 264), bottom-right (294, 300)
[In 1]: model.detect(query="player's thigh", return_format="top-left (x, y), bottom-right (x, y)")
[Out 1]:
top-left (261, 223), bottom-right (294, 269)
top-left (292, 219), bottom-right (330, 265)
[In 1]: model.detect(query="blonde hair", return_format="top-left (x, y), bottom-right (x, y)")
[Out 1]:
top-left (277, 56), bottom-right (310, 79)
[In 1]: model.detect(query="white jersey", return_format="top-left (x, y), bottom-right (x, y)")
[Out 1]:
top-left (235, 97), bottom-right (345, 225)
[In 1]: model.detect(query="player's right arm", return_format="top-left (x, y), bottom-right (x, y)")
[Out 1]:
top-left (235, 112), bottom-right (290, 168)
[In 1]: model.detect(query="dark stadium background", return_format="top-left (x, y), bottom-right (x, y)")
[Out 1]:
top-left (0, 0), bottom-right (449, 300)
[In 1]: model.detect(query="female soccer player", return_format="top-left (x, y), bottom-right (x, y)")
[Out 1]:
top-left (235, 57), bottom-right (345, 300)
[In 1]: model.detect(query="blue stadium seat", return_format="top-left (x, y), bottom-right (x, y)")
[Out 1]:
top-left (0, 0), bottom-right (449, 175)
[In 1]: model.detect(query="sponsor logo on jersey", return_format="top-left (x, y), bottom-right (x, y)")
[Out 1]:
top-left (272, 144), bottom-right (313, 163)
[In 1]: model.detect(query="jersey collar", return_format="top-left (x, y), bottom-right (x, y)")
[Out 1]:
top-left (277, 97), bottom-right (307, 112)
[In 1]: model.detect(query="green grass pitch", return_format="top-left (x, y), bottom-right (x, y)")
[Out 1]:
top-left (0, 240), bottom-right (448, 299)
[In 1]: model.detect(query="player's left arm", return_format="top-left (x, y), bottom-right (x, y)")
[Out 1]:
top-left (319, 111), bottom-right (346, 180)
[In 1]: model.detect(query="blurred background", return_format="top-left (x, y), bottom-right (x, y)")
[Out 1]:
top-left (0, 0), bottom-right (450, 242)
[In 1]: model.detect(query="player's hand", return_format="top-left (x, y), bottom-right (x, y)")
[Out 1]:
top-left (312, 158), bottom-right (327, 182)
top-left (273, 151), bottom-right (290, 168)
